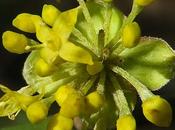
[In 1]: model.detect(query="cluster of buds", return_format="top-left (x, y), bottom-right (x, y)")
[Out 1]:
top-left (0, 0), bottom-right (174, 130)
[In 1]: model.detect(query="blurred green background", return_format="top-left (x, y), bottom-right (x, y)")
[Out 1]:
top-left (0, 0), bottom-right (175, 130)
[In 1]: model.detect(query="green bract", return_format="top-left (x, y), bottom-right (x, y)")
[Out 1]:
top-left (0, 0), bottom-right (174, 130)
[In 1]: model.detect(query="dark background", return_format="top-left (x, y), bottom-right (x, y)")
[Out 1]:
top-left (0, 0), bottom-right (175, 130)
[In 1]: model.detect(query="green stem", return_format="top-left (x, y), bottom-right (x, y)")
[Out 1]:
top-left (110, 73), bottom-right (131, 116)
top-left (80, 75), bottom-right (98, 95)
top-left (97, 71), bottom-right (106, 94)
top-left (111, 66), bottom-right (154, 101)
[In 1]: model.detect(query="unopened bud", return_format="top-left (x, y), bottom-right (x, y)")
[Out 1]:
top-left (2, 31), bottom-right (28, 54)
top-left (122, 22), bottom-right (141, 48)
top-left (142, 96), bottom-right (172, 127)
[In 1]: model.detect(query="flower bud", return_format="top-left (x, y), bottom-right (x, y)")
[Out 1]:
top-left (116, 114), bottom-right (136, 130)
top-left (12, 13), bottom-right (35, 33)
top-left (26, 101), bottom-right (48, 124)
top-left (34, 58), bottom-right (55, 77)
top-left (2, 31), bottom-right (28, 54)
top-left (47, 114), bottom-right (73, 130)
top-left (122, 22), bottom-right (141, 48)
top-left (142, 96), bottom-right (172, 127)
top-left (85, 91), bottom-right (104, 113)
top-left (60, 92), bottom-right (85, 118)
top-left (86, 61), bottom-right (104, 75)
top-left (55, 85), bottom-right (76, 106)
top-left (135, 0), bottom-right (155, 6)
top-left (42, 4), bottom-right (61, 26)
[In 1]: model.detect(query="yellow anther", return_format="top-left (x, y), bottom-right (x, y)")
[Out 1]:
top-left (142, 96), bottom-right (172, 127)
top-left (34, 58), bottom-right (55, 77)
top-left (60, 92), bottom-right (85, 118)
top-left (86, 61), bottom-right (103, 75)
top-left (85, 91), bottom-right (104, 114)
top-left (122, 22), bottom-right (141, 48)
top-left (135, 0), bottom-right (155, 6)
top-left (42, 4), bottom-right (61, 26)
top-left (26, 101), bottom-right (48, 124)
top-left (116, 114), bottom-right (136, 130)
top-left (47, 114), bottom-right (73, 130)
top-left (2, 31), bottom-right (28, 54)
top-left (12, 13), bottom-right (35, 33)
top-left (55, 85), bottom-right (76, 106)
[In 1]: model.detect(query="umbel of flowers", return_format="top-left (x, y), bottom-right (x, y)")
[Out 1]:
top-left (0, 0), bottom-right (174, 130)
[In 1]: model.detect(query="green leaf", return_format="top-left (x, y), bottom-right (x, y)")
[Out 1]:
top-left (0, 112), bottom-right (48, 130)
top-left (119, 37), bottom-right (175, 90)
top-left (75, 1), bottom-right (123, 47)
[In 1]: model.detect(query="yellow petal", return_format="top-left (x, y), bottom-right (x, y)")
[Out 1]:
top-left (142, 96), bottom-right (172, 127)
top-left (42, 4), bottom-right (61, 26)
top-left (60, 92), bottom-right (85, 118)
top-left (2, 31), bottom-right (28, 54)
top-left (85, 91), bottom-right (104, 113)
top-left (116, 114), bottom-right (136, 130)
top-left (122, 22), bottom-right (141, 48)
top-left (40, 47), bottom-right (63, 65)
top-left (53, 7), bottom-right (79, 41)
top-left (12, 13), bottom-right (35, 33)
top-left (34, 58), bottom-right (55, 77)
top-left (26, 101), bottom-right (48, 124)
top-left (59, 41), bottom-right (93, 65)
top-left (55, 85), bottom-right (76, 106)
top-left (47, 114), bottom-right (73, 130)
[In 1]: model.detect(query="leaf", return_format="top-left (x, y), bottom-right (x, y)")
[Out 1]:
top-left (75, 2), bottom-right (123, 46)
top-left (119, 37), bottom-right (175, 90)
top-left (0, 112), bottom-right (48, 130)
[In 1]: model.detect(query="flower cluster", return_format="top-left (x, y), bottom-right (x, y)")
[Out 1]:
top-left (0, 0), bottom-right (174, 130)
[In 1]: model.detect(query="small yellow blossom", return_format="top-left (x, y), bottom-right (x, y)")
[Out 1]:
top-left (55, 85), bottom-right (76, 106)
top-left (34, 58), bottom-right (55, 77)
top-left (12, 13), bottom-right (35, 33)
top-left (47, 114), bottom-right (73, 130)
top-left (142, 96), bottom-right (172, 127)
top-left (42, 4), bottom-right (61, 26)
top-left (122, 22), bottom-right (141, 48)
top-left (26, 101), bottom-right (48, 123)
top-left (85, 91), bottom-right (104, 113)
top-left (116, 114), bottom-right (136, 130)
top-left (60, 92), bottom-right (85, 118)
top-left (2, 31), bottom-right (28, 54)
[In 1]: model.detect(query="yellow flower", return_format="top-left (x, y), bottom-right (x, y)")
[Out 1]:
top-left (12, 13), bottom-right (35, 33)
top-left (142, 96), bottom-right (172, 127)
top-left (85, 91), bottom-right (104, 113)
top-left (122, 22), bottom-right (141, 48)
top-left (42, 4), bottom-right (61, 26)
top-left (60, 92), bottom-right (85, 118)
top-left (2, 31), bottom-right (28, 54)
top-left (26, 101), bottom-right (49, 123)
top-left (55, 85), bottom-right (77, 106)
top-left (47, 114), bottom-right (73, 130)
top-left (116, 114), bottom-right (136, 130)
